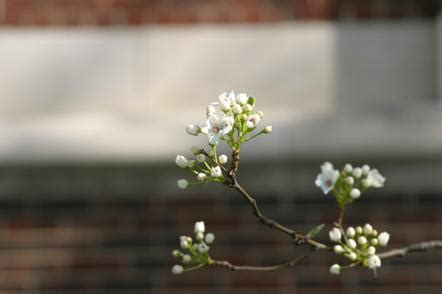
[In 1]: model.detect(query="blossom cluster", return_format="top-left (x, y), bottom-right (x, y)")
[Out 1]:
top-left (171, 221), bottom-right (215, 274)
top-left (315, 162), bottom-right (386, 207)
top-left (176, 91), bottom-right (272, 189)
top-left (328, 223), bottom-right (390, 275)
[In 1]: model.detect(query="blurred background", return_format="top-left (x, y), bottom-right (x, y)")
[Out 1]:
top-left (0, 0), bottom-right (442, 293)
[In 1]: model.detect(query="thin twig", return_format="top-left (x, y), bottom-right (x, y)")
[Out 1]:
top-left (225, 163), bottom-right (328, 250)
top-left (378, 240), bottom-right (442, 259)
top-left (210, 249), bottom-right (314, 271)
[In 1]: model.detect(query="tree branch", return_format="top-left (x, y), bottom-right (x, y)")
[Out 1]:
top-left (378, 240), bottom-right (442, 259)
top-left (210, 249), bottom-right (314, 272)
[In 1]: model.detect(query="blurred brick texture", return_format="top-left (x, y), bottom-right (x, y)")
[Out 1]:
top-left (0, 0), bottom-right (439, 26)
top-left (0, 163), bottom-right (440, 293)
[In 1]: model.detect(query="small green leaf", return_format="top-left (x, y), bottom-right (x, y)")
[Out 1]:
top-left (307, 224), bottom-right (325, 239)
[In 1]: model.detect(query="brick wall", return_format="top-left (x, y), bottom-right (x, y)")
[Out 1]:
top-left (0, 0), bottom-right (439, 26)
top-left (0, 163), bottom-right (441, 293)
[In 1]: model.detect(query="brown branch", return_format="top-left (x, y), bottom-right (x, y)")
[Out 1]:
top-left (224, 148), bottom-right (328, 250)
top-left (210, 249), bottom-right (314, 272)
top-left (378, 240), bottom-right (442, 259)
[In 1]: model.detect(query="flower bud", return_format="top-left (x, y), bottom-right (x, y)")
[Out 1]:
top-left (236, 93), bottom-right (248, 105)
top-left (347, 238), bottom-right (357, 249)
top-left (362, 164), bottom-right (370, 176)
top-left (344, 164), bottom-right (353, 173)
top-left (371, 238), bottom-right (378, 246)
top-left (177, 179), bottom-right (189, 190)
top-left (197, 173), bottom-right (207, 181)
top-left (350, 188), bottom-right (361, 199)
top-left (358, 236), bottom-right (367, 245)
top-left (362, 179), bottom-right (371, 188)
top-left (172, 250), bottom-right (180, 257)
top-left (329, 228), bottom-right (342, 242)
top-left (257, 111), bottom-right (264, 118)
top-left (186, 124), bottom-right (200, 136)
top-left (363, 223), bottom-right (373, 235)
top-left (372, 229), bottom-right (378, 237)
top-left (378, 232), bottom-right (390, 247)
top-left (244, 104), bottom-right (253, 112)
top-left (208, 149), bottom-right (215, 157)
top-left (206, 105), bottom-right (216, 117)
top-left (196, 232), bottom-right (204, 241)
top-left (182, 254), bottom-right (191, 264)
top-left (205, 233), bottom-right (215, 244)
top-left (180, 239), bottom-right (188, 249)
top-left (186, 160), bottom-right (196, 168)
top-left (175, 155), bottom-right (188, 168)
top-left (346, 227), bottom-right (356, 238)
top-left (353, 167), bottom-right (362, 178)
top-left (211, 166), bottom-right (222, 178)
top-left (194, 221), bottom-right (205, 234)
top-left (334, 245), bottom-right (344, 254)
top-left (196, 154), bottom-right (206, 163)
top-left (232, 103), bottom-right (242, 114)
top-left (368, 255), bottom-right (381, 269)
top-left (367, 246), bottom-right (376, 255)
top-left (349, 252), bottom-right (358, 261)
top-left (172, 264), bottom-right (184, 274)
top-left (356, 226), bottom-right (363, 234)
top-left (191, 146), bottom-right (202, 155)
top-left (264, 126), bottom-right (272, 134)
top-left (218, 154), bottom-right (228, 165)
top-left (329, 264), bottom-right (341, 275)
top-left (345, 176), bottom-right (354, 185)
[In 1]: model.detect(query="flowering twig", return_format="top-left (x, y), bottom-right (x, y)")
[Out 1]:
top-left (378, 240), bottom-right (442, 259)
top-left (210, 248), bottom-right (314, 272)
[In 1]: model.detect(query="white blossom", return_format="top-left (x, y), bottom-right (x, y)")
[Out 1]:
top-left (315, 162), bottom-right (340, 195)
top-left (366, 169), bottom-right (386, 188)
top-left (350, 188), bottom-right (361, 199)
top-left (186, 124), bottom-right (200, 136)
top-left (246, 114), bottom-right (261, 128)
top-left (197, 173), bottom-right (207, 181)
top-left (329, 227), bottom-right (342, 242)
top-left (205, 233), bottom-right (215, 244)
top-left (218, 155), bottom-right (228, 165)
top-left (211, 166), bottom-right (222, 178)
top-left (194, 221), bottom-right (205, 234)
top-left (175, 155), bottom-right (188, 168)
top-left (201, 112), bottom-right (234, 145)
top-left (368, 255), bottom-right (381, 269)
top-left (329, 264), bottom-right (341, 275)
top-left (236, 93), bottom-right (248, 105)
top-left (197, 243), bottom-right (210, 253)
top-left (177, 179), bottom-right (189, 190)
top-left (172, 264), bottom-right (184, 274)
top-left (378, 232), bottom-right (390, 247)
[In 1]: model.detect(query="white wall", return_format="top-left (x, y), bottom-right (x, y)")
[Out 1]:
top-left (0, 22), bottom-right (440, 162)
